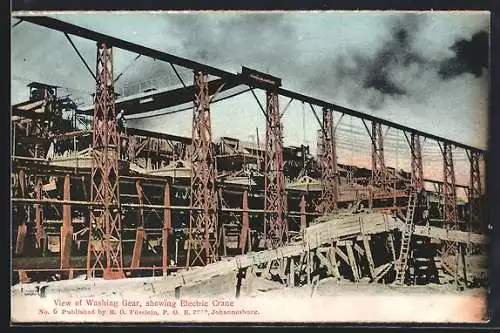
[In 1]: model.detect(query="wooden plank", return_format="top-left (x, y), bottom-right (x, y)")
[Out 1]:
top-left (388, 232), bottom-right (397, 263)
top-left (353, 242), bottom-right (365, 256)
top-left (363, 237), bottom-right (376, 279)
top-left (316, 250), bottom-right (334, 275)
top-left (413, 224), bottom-right (486, 244)
top-left (130, 227), bottom-right (145, 269)
top-left (346, 242), bottom-right (360, 282)
top-left (289, 258), bottom-right (295, 287)
top-left (335, 246), bottom-right (350, 264)
top-left (328, 246), bottom-right (341, 279)
top-left (15, 224), bottom-right (27, 255)
top-left (372, 263), bottom-right (392, 283)
top-left (149, 212), bottom-right (400, 290)
top-left (307, 251), bottom-right (312, 285)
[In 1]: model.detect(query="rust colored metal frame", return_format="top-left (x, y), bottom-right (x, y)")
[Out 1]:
top-left (264, 90), bottom-right (288, 249)
top-left (371, 122), bottom-right (388, 191)
top-left (439, 142), bottom-right (459, 283)
top-left (410, 134), bottom-right (424, 193)
top-left (86, 41), bottom-right (125, 279)
top-left (186, 71), bottom-right (218, 267)
top-left (468, 151), bottom-right (482, 233)
top-left (318, 107), bottom-right (338, 214)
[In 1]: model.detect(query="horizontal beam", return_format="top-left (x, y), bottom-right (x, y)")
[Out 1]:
top-left (278, 88), bottom-right (485, 153)
top-left (10, 197), bottom-right (320, 217)
top-left (18, 15), bottom-right (485, 154)
top-left (76, 77), bottom-right (241, 116)
top-left (18, 16), bottom-right (235, 80)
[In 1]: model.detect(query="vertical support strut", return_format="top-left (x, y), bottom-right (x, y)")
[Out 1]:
top-left (300, 195), bottom-right (307, 232)
top-left (411, 133), bottom-right (424, 192)
top-left (35, 177), bottom-right (44, 249)
top-left (239, 190), bottom-right (250, 254)
top-left (187, 71), bottom-right (218, 267)
top-left (371, 122), bottom-right (387, 192)
top-left (163, 180), bottom-right (171, 275)
top-left (87, 41), bottom-right (124, 280)
top-left (440, 142), bottom-right (459, 285)
top-left (318, 107), bottom-right (338, 214)
top-left (60, 175), bottom-right (73, 274)
top-left (264, 89), bottom-right (287, 249)
top-left (468, 151), bottom-right (482, 233)
top-left (15, 170), bottom-right (27, 255)
top-left (131, 181), bottom-right (145, 269)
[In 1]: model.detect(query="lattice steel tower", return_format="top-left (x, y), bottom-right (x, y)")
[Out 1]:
top-left (186, 71), bottom-right (218, 267)
top-left (86, 41), bottom-right (124, 279)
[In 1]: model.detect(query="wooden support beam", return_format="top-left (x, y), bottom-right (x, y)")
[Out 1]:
top-left (372, 263), bottom-right (393, 283)
top-left (35, 178), bottom-right (44, 249)
top-left (279, 257), bottom-right (288, 282)
top-left (15, 170), bottom-right (27, 255)
top-left (239, 190), bottom-right (249, 254)
top-left (363, 236), bottom-right (376, 279)
top-left (316, 250), bottom-right (334, 276)
top-left (264, 261), bottom-right (272, 280)
top-left (163, 181), bottom-right (171, 275)
top-left (310, 275), bottom-right (319, 298)
top-left (335, 245), bottom-right (350, 265)
top-left (15, 224), bottom-right (27, 255)
top-left (307, 251), bottom-right (312, 285)
top-left (300, 195), bottom-right (306, 231)
top-left (460, 245), bottom-right (468, 286)
top-left (246, 265), bottom-right (256, 295)
top-left (328, 246), bottom-right (341, 279)
top-left (388, 232), bottom-right (397, 264)
top-left (353, 242), bottom-right (365, 256)
top-left (222, 227), bottom-right (228, 257)
top-left (346, 242), bottom-right (360, 282)
top-left (60, 174), bottom-right (73, 275)
top-left (289, 258), bottom-right (295, 287)
top-left (131, 226), bottom-right (145, 269)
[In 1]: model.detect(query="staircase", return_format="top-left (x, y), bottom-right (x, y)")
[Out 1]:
top-left (394, 190), bottom-right (418, 285)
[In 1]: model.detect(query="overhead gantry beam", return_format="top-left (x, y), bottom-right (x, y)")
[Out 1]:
top-left (18, 15), bottom-right (485, 154)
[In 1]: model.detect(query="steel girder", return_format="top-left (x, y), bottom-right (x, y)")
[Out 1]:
top-left (264, 90), bottom-right (288, 249)
top-left (87, 42), bottom-right (125, 279)
top-left (186, 71), bottom-right (218, 267)
top-left (318, 107), bottom-right (338, 214)
top-left (371, 122), bottom-right (388, 191)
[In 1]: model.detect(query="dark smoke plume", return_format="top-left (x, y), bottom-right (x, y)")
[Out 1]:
top-left (438, 30), bottom-right (489, 80)
top-left (323, 15), bottom-right (489, 110)
top-left (329, 15), bottom-right (429, 109)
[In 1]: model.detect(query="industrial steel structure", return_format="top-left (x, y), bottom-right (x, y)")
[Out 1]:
top-left (11, 16), bottom-right (487, 290)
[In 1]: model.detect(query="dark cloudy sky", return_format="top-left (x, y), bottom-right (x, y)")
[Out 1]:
top-left (11, 11), bottom-right (489, 185)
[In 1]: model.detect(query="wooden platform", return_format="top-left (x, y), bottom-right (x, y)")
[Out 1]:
top-left (152, 212), bottom-right (487, 292)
